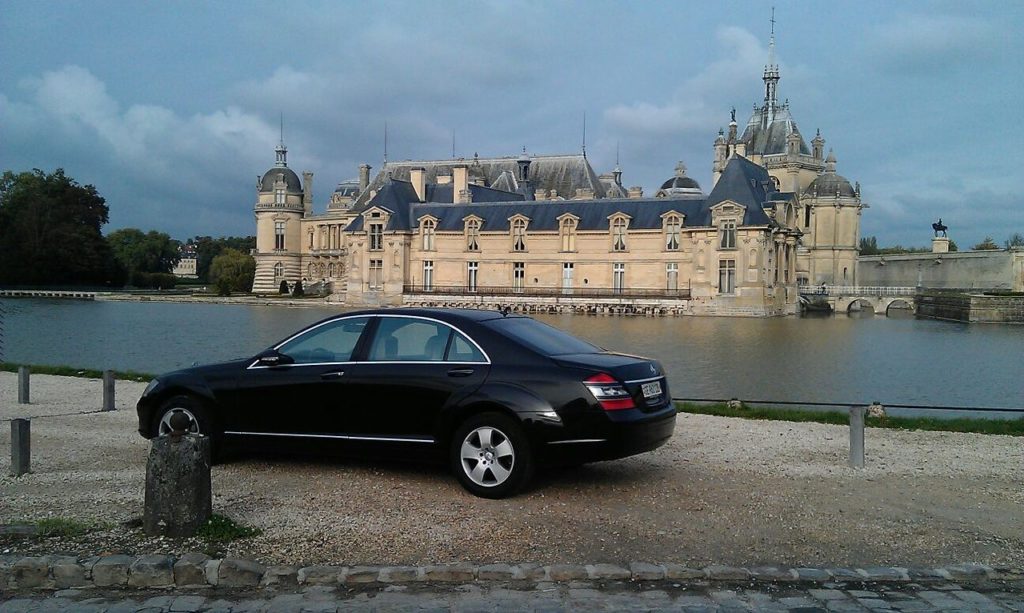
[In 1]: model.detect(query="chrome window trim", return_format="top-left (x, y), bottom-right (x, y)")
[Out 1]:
top-left (624, 375), bottom-right (664, 384)
top-left (247, 313), bottom-right (491, 370)
top-left (224, 431), bottom-right (435, 444)
top-left (547, 438), bottom-right (608, 445)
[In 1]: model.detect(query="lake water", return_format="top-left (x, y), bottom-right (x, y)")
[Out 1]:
top-left (2, 298), bottom-right (1022, 418)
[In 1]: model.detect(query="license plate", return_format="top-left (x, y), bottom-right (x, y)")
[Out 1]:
top-left (641, 381), bottom-right (662, 399)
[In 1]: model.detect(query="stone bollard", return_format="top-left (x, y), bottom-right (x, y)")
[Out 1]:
top-left (10, 418), bottom-right (30, 476)
top-left (143, 414), bottom-right (212, 537)
top-left (849, 405), bottom-right (866, 469)
top-left (102, 370), bottom-right (115, 411)
top-left (18, 366), bottom-right (30, 404)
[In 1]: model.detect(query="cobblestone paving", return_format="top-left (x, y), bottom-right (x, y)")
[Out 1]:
top-left (3, 580), bottom-right (1023, 612)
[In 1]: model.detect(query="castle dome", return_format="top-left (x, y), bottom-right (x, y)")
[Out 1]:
top-left (657, 161), bottom-right (703, 198)
top-left (804, 151), bottom-right (856, 197)
top-left (259, 167), bottom-right (302, 194)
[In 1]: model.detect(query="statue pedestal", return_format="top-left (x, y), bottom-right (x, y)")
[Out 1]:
top-left (932, 237), bottom-right (950, 253)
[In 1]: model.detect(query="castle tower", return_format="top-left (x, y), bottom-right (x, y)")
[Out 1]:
top-left (252, 134), bottom-right (308, 294)
top-left (799, 150), bottom-right (865, 285)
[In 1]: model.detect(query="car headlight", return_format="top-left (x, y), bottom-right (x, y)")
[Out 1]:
top-left (142, 379), bottom-right (160, 397)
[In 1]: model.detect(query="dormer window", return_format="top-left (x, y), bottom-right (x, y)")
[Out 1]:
top-left (559, 216), bottom-right (577, 252)
top-left (369, 222), bottom-right (383, 251)
top-left (465, 218), bottom-right (480, 252)
top-left (511, 218), bottom-right (527, 252)
top-left (421, 218), bottom-right (436, 251)
top-left (274, 188), bottom-right (285, 205)
top-left (611, 216), bottom-right (628, 252)
top-left (720, 220), bottom-right (737, 249)
top-left (664, 215), bottom-right (682, 251)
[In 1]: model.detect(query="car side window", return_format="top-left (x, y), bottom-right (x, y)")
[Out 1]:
top-left (278, 316), bottom-right (370, 364)
top-left (368, 317), bottom-right (452, 362)
top-left (448, 331), bottom-right (486, 363)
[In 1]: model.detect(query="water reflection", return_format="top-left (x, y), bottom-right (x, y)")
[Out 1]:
top-left (4, 299), bottom-right (1022, 415)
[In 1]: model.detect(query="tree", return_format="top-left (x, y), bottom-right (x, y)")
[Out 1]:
top-left (0, 168), bottom-right (111, 285)
top-left (209, 248), bottom-right (256, 294)
top-left (291, 279), bottom-right (305, 297)
top-left (106, 228), bottom-right (180, 284)
top-left (188, 235), bottom-right (256, 282)
top-left (1006, 233), bottom-right (1024, 249)
top-left (973, 237), bottom-right (1000, 251)
top-left (858, 236), bottom-right (880, 255)
top-left (279, 280), bottom-right (289, 294)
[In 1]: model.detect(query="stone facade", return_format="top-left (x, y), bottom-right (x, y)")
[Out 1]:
top-left (251, 39), bottom-right (863, 314)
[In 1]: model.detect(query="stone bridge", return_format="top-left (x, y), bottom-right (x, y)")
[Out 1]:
top-left (801, 286), bottom-right (917, 316)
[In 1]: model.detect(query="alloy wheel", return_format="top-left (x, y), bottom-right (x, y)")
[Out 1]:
top-left (459, 426), bottom-right (515, 487)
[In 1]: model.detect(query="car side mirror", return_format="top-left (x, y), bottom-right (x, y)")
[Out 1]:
top-left (256, 350), bottom-right (294, 367)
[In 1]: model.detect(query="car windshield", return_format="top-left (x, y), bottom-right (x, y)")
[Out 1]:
top-left (484, 317), bottom-right (601, 356)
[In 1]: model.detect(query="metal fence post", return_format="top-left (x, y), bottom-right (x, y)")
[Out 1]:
top-left (18, 366), bottom-right (30, 404)
top-left (103, 370), bottom-right (116, 411)
top-left (11, 418), bottom-right (30, 476)
top-left (849, 405), bottom-right (866, 468)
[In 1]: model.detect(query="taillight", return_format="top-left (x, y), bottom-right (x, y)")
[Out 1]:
top-left (584, 373), bottom-right (635, 411)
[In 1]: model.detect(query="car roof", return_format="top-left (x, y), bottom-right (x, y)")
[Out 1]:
top-left (328, 307), bottom-right (519, 324)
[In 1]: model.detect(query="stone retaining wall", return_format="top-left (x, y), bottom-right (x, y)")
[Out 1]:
top-left (1, 555), bottom-right (1019, 592)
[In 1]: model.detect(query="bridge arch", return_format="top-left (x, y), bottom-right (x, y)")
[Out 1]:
top-left (885, 298), bottom-right (914, 315)
top-left (845, 298), bottom-right (875, 314)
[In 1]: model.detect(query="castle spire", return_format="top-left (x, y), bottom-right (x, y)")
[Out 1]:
top-left (274, 113), bottom-right (287, 167)
top-left (763, 7), bottom-right (780, 110)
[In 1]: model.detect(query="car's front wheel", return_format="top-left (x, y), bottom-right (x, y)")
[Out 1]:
top-left (450, 412), bottom-right (533, 499)
top-left (152, 395), bottom-right (222, 462)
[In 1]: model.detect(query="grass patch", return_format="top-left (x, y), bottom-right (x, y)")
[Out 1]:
top-left (0, 362), bottom-right (155, 382)
top-left (677, 402), bottom-right (1024, 436)
top-left (196, 514), bottom-right (261, 544)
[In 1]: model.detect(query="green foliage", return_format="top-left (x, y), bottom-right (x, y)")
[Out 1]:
top-left (291, 279), bottom-right (305, 297)
top-left (948, 240), bottom-right (958, 252)
top-left (106, 228), bottom-right (180, 283)
top-left (858, 236), bottom-right (879, 255)
top-left (130, 271), bottom-right (177, 289)
top-left (878, 245), bottom-right (931, 254)
top-left (0, 168), bottom-right (112, 285)
top-left (196, 513), bottom-right (261, 543)
top-left (33, 517), bottom-right (98, 538)
top-left (209, 248), bottom-right (256, 293)
top-left (973, 236), bottom-right (1000, 250)
top-left (187, 236), bottom-right (256, 282)
top-left (0, 362), bottom-right (155, 381)
top-left (279, 280), bottom-right (290, 294)
top-left (677, 402), bottom-right (1024, 436)
top-left (1005, 233), bottom-right (1024, 249)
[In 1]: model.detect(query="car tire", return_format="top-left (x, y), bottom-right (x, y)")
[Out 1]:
top-left (152, 394), bottom-right (223, 463)
top-left (450, 412), bottom-right (533, 499)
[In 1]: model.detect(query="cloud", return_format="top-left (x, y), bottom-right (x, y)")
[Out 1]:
top-left (864, 14), bottom-right (1003, 76)
top-left (1, 65), bottom-right (278, 237)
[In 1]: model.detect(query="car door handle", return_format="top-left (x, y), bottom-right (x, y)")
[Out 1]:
top-left (447, 368), bottom-right (475, 377)
top-left (320, 371), bottom-right (345, 380)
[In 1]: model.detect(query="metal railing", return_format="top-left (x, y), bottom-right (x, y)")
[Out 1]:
top-left (403, 283), bottom-right (692, 299)
top-left (799, 285), bottom-right (916, 297)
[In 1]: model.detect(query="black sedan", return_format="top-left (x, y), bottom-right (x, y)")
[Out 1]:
top-left (137, 308), bottom-right (676, 498)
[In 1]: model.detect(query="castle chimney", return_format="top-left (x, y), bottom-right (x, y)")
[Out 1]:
top-left (410, 167), bottom-right (426, 202)
top-left (302, 171), bottom-right (313, 217)
top-left (453, 164), bottom-right (469, 203)
top-left (358, 163), bottom-right (371, 192)
top-left (628, 186), bottom-right (643, 199)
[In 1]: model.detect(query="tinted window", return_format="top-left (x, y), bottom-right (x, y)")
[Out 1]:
top-left (448, 331), bottom-right (487, 363)
top-left (484, 317), bottom-right (600, 356)
top-left (368, 317), bottom-right (452, 362)
top-left (278, 317), bottom-right (369, 364)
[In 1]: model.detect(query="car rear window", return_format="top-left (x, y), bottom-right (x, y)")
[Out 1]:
top-left (483, 317), bottom-right (601, 356)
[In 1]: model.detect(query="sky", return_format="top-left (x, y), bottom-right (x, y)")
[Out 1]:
top-left (2, 0), bottom-right (1022, 248)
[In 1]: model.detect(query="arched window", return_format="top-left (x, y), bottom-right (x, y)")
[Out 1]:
top-left (465, 219), bottom-right (480, 252)
top-left (664, 215), bottom-right (681, 251)
top-left (421, 219), bottom-right (436, 251)
top-left (308, 263), bottom-right (314, 277)
top-left (511, 218), bottom-right (527, 252)
top-left (273, 262), bottom-right (284, 279)
top-left (560, 217), bottom-right (577, 252)
top-left (611, 217), bottom-right (628, 252)
top-left (328, 263), bottom-right (335, 277)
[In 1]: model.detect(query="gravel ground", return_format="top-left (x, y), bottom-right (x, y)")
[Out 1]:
top-left (1, 372), bottom-right (1022, 568)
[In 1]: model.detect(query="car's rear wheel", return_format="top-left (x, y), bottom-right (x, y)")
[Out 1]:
top-left (152, 395), bottom-right (222, 462)
top-left (450, 412), bottom-right (533, 499)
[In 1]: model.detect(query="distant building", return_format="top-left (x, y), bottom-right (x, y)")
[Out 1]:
top-left (251, 30), bottom-right (863, 315)
top-left (173, 243), bottom-right (198, 278)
